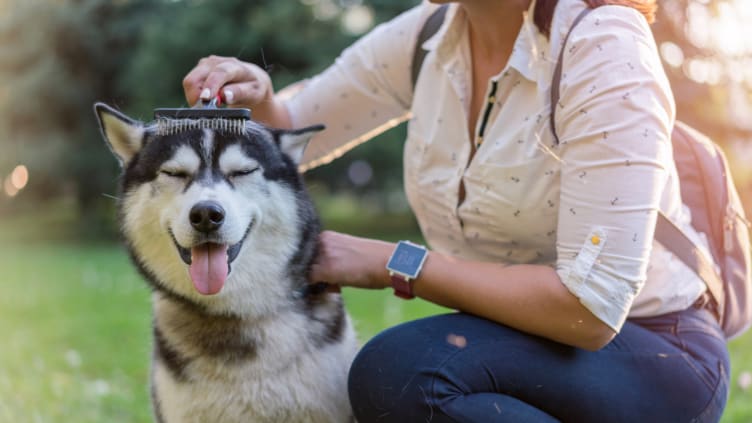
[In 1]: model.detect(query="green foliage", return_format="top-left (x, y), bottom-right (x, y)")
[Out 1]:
top-left (0, 0), bottom-right (152, 220)
top-left (120, 0), bottom-right (418, 202)
top-left (121, 0), bottom-right (355, 117)
top-left (0, 0), bottom-right (750, 234)
top-left (0, 0), bottom-right (420, 231)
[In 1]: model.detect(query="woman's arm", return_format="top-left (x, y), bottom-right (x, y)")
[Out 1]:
top-left (182, 4), bottom-right (437, 169)
top-left (310, 231), bottom-right (615, 351)
top-left (551, 4), bottom-right (676, 333)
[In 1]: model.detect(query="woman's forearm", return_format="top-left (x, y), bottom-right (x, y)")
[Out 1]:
top-left (311, 231), bottom-right (615, 351)
top-left (412, 252), bottom-right (616, 350)
top-left (254, 96), bottom-right (293, 129)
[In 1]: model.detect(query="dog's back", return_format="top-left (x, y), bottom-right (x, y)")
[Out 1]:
top-left (94, 104), bottom-right (358, 423)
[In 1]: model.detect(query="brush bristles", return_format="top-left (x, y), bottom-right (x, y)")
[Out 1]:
top-left (155, 118), bottom-right (248, 136)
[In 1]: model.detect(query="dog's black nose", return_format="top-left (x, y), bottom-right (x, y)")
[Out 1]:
top-left (189, 201), bottom-right (225, 233)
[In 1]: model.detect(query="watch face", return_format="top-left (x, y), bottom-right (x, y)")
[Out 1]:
top-left (387, 241), bottom-right (427, 278)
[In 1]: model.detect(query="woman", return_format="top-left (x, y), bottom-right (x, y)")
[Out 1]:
top-left (182, 0), bottom-right (729, 421)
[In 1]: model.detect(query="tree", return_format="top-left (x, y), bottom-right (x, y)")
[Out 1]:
top-left (0, 0), bottom-right (152, 231)
top-left (652, 0), bottom-right (752, 209)
top-left (119, 0), bottom-right (418, 209)
top-left (0, 0), bottom-right (750, 228)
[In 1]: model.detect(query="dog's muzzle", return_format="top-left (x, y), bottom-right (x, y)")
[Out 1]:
top-left (169, 202), bottom-right (253, 296)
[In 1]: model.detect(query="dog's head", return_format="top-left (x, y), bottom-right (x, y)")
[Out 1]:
top-left (94, 103), bottom-right (322, 314)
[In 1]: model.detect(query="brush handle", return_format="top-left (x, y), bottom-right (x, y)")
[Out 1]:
top-left (193, 95), bottom-right (223, 109)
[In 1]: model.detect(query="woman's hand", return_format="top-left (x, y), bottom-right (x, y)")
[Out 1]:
top-left (310, 230), bottom-right (394, 290)
top-left (182, 55), bottom-right (291, 127)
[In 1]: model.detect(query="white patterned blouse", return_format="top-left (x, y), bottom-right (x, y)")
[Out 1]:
top-left (285, 0), bottom-right (712, 332)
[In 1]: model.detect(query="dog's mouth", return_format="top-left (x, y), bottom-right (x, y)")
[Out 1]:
top-left (169, 224), bottom-right (252, 296)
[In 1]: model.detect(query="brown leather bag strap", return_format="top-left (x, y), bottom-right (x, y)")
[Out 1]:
top-left (655, 212), bottom-right (725, 318)
top-left (549, 6), bottom-right (593, 145)
top-left (411, 5), bottom-right (449, 91)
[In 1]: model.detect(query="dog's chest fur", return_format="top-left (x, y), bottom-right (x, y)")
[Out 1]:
top-left (152, 296), bottom-right (357, 423)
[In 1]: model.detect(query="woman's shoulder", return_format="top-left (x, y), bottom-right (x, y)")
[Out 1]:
top-left (546, 0), bottom-right (664, 84)
top-left (549, 0), bottom-right (655, 47)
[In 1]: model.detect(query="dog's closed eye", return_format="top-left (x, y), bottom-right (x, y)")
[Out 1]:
top-left (160, 169), bottom-right (190, 179)
top-left (227, 168), bottom-right (260, 178)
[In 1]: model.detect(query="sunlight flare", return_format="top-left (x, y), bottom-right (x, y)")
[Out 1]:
top-left (10, 165), bottom-right (28, 190)
top-left (3, 176), bottom-right (18, 197)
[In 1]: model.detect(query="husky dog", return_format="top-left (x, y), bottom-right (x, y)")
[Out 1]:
top-left (94, 103), bottom-right (358, 423)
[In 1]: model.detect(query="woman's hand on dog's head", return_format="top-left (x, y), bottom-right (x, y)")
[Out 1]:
top-left (183, 55), bottom-right (292, 128)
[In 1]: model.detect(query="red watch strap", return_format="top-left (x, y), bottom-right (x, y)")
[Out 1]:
top-left (390, 273), bottom-right (415, 299)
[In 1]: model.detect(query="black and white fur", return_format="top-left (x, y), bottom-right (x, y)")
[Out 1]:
top-left (94, 103), bottom-right (357, 423)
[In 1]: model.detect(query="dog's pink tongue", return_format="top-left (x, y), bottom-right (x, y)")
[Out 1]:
top-left (189, 243), bottom-right (229, 295)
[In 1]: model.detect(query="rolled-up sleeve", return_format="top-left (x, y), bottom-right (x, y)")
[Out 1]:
top-left (553, 6), bottom-right (676, 332)
top-left (285, 5), bottom-right (430, 170)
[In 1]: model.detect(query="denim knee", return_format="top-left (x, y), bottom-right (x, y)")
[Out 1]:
top-left (348, 328), bottom-right (415, 422)
top-left (347, 318), bottom-right (461, 423)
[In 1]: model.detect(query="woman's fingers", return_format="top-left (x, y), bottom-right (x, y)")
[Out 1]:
top-left (200, 60), bottom-right (250, 100)
top-left (182, 56), bottom-right (272, 108)
top-left (221, 80), bottom-right (269, 107)
top-left (183, 55), bottom-right (224, 104)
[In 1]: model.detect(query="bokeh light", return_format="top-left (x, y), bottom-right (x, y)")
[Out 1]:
top-left (3, 165), bottom-right (29, 197)
top-left (347, 160), bottom-right (373, 187)
top-left (341, 4), bottom-right (374, 35)
top-left (11, 165), bottom-right (28, 190)
top-left (660, 41), bottom-right (685, 69)
top-left (3, 177), bottom-right (18, 197)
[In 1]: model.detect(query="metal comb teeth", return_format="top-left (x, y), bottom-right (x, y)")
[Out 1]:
top-left (152, 96), bottom-right (252, 136)
top-left (155, 117), bottom-right (248, 136)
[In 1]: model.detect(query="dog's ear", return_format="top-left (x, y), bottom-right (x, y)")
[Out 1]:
top-left (273, 125), bottom-right (325, 165)
top-left (94, 102), bottom-right (145, 166)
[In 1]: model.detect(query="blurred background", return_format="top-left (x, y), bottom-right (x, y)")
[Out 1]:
top-left (0, 0), bottom-right (750, 421)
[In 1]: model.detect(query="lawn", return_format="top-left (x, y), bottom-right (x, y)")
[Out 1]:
top-left (0, 242), bottom-right (449, 422)
top-left (0, 204), bottom-right (751, 421)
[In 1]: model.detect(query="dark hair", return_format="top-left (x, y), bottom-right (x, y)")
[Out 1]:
top-left (533, 0), bottom-right (657, 37)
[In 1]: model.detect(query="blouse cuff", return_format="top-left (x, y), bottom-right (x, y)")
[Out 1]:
top-left (557, 227), bottom-right (635, 332)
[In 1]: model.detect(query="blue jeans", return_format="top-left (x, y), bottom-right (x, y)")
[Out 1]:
top-left (348, 306), bottom-right (729, 422)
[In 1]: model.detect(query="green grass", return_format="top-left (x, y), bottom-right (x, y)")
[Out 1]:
top-left (0, 243), bottom-right (448, 422)
top-left (0, 244), bottom-right (152, 422)
top-left (727, 335), bottom-right (752, 422)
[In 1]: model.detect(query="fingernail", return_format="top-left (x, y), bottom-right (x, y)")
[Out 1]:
top-left (200, 88), bottom-right (211, 99)
top-left (223, 89), bottom-right (234, 104)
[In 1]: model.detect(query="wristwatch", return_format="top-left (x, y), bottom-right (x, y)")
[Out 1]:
top-left (386, 240), bottom-right (429, 299)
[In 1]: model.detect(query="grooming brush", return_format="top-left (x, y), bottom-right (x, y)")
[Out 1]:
top-left (153, 95), bottom-right (252, 135)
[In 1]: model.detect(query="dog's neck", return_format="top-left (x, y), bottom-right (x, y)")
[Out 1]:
top-left (150, 287), bottom-right (345, 380)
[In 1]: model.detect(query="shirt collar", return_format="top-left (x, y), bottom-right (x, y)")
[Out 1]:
top-left (511, 0), bottom-right (548, 83)
top-left (421, 3), bottom-right (462, 63)
top-left (422, 1), bottom-right (549, 84)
